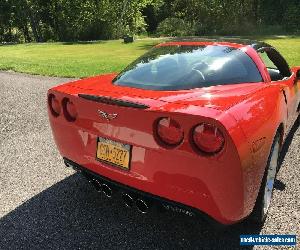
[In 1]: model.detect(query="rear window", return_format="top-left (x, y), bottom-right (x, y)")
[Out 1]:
top-left (113, 45), bottom-right (262, 90)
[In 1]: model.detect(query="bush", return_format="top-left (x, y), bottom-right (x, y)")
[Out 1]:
top-left (255, 25), bottom-right (287, 36)
top-left (0, 28), bottom-right (23, 43)
top-left (217, 23), bottom-right (287, 36)
top-left (218, 22), bottom-right (257, 36)
top-left (157, 18), bottom-right (195, 37)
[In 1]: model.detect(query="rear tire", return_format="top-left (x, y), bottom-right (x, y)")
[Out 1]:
top-left (249, 132), bottom-right (281, 225)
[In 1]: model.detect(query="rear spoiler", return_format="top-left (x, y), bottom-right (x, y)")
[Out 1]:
top-left (78, 94), bottom-right (149, 109)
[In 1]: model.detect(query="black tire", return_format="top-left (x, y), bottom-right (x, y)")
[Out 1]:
top-left (249, 132), bottom-right (281, 225)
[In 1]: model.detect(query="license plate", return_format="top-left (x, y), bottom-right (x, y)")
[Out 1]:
top-left (96, 137), bottom-right (131, 170)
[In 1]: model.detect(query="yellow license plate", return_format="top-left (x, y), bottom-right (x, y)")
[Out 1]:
top-left (96, 137), bottom-right (131, 170)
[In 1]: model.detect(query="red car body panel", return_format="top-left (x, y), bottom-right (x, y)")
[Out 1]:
top-left (48, 41), bottom-right (300, 225)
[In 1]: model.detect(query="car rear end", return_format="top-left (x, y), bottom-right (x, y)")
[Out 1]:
top-left (48, 85), bottom-right (249, 225)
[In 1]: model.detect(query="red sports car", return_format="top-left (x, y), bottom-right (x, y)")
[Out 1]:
top-left (48, 39), bottom-right (300, 226)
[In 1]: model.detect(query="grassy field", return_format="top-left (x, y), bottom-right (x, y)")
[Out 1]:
top-left (0, 37), bottom-right (299, 78)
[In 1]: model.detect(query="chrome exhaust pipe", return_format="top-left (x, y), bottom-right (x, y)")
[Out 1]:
top-left (91, 178), bottom-right (102, 192)
top-left (122, 193), bottom-right (134, 208)
top-left (136, 199), bottom-right (149, 214)
top-left (102, 183), bottom-right (113, 198)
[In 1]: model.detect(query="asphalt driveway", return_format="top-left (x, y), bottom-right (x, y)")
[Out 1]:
top-left (0, 71), bottom-right (299, 249)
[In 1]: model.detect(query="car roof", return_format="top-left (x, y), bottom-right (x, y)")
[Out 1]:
top-left (159, 37), bottom-right (272, 51)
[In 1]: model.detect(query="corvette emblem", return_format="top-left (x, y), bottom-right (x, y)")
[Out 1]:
top-left (97, 110), bottom-right (118, 121)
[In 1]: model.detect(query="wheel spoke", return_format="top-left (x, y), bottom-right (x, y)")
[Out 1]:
top-left (263, 139), bottom-right (280, 216)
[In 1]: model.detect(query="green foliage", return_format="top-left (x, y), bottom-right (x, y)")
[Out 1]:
top-left (0, 0), bottom-right (162, 42)
top-left (283, 4), bottom-right (300, 33)
top-left (0, 0), bottom-right (299, 42)
top-left (154, 0), bottom-right (299, 36)
top-left (157, 18), bottom-right (194, 37)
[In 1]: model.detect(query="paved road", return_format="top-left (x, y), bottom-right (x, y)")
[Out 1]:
top-left (0, 71), bottom-right (299, 249)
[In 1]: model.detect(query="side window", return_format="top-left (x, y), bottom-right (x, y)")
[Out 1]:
top-left (258, 51), bottom-right (278, 69)
top-left (258, 48), bottom-right (291, 81)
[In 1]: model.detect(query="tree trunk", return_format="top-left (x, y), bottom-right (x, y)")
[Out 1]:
top-left (25, 0), bottom-right (42, 42)
top-left (253, 0), bottom-right (259, 24)
top-left (22, 24), bottom-right (31, 42)
top-left (29, 12), bottom-right (42, 42)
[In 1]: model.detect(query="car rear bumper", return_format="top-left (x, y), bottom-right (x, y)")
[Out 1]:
top-left (62, 153), bottom-right (246, 225)
top-left (64, 158), bottom-right (231, 227)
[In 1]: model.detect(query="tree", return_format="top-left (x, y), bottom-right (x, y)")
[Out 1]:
top-left (0, 0), bottom-right (299, 43)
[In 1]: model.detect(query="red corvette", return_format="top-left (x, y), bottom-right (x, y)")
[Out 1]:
top-left (48, 39), bottom-right (300, 226)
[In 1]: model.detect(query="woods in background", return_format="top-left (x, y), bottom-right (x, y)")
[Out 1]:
top-left (0, 0), bottom-right (299, 43)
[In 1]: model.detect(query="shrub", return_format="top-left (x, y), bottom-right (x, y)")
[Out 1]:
top-left (157, 18), bottom-right (195, 37)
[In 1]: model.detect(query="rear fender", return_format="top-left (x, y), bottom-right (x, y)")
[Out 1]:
top-left (227, 85), bottom-right (286, 216)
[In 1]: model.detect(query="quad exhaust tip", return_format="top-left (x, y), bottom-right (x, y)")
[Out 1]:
top-left (122, 194), bottom-right (150, 214)
top-left (102, 183), bottom-right (113, 198)
top-left (136, 199), bottom-right (149, 214)
top-left (88, 178), bottom-right (112, 198)
top-left (86, 175), bottom-right (151, 213)
top-left (91, 178), bottom-right (102, 192)
top-left (81, 171), bottom-right (195, 217)
top-left (122, 193), bottom-right (134, 208)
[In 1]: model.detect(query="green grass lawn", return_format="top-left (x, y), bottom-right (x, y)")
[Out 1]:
top-left (0, 37), bottom-right (299, 78)
top-left (0, 39), bottom-right (164, 78)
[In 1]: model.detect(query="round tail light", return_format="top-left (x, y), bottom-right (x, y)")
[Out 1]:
top-left (156, 117), bottom-right (184, 146)
top-left (62, 98), bottom-right (77, 122)
top-left (48, 94), bottom-right (61, 117)
top-left (192, 123), bottom-right (225, 154)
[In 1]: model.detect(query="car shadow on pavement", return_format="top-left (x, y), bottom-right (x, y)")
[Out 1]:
top-left (0, 173), bottom-right (261, 250)
top-left (272, 118), bottom-right (300, 191)
top-left (278, 118), bottom-right (300, 170)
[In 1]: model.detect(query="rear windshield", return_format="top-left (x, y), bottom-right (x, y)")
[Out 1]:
top-left (113, 45), bottom-right (262, 90)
